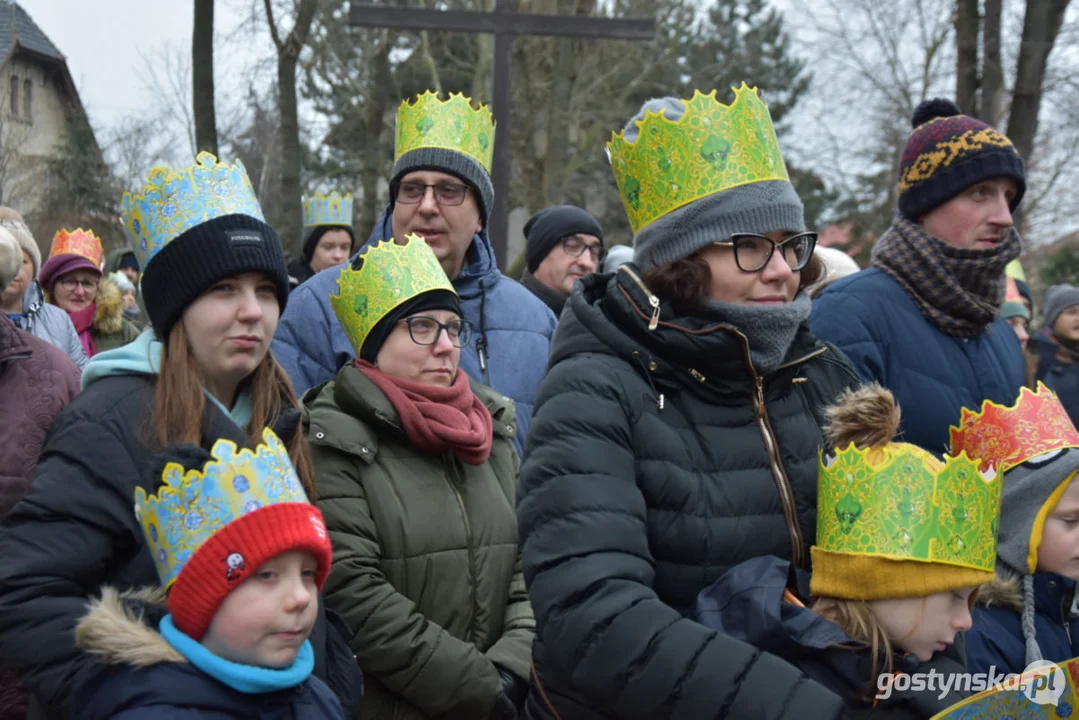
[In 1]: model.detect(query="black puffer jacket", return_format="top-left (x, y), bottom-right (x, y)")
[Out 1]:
top-left (0, 374), bottom-right (363, 719)
top-left (518, 268), bottom-right (861, 720)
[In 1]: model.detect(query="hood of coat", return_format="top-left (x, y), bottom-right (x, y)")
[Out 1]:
top-left (92, 276), bottom-right (126, 335)
top-left (104, 248), bottom-right (137, 276)
top-left (978, 572), bottom-right (1077, 617)
top-left (551, 267), bottom-right (827, 398)
top-left (75, 586), bottom-right (186, 669)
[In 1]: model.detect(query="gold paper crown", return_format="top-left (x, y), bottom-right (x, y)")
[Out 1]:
top-left (330, 234), bottom-right (455, 355)
top-left (121, 152), bottom-right (265, 269)
top-left (303, 191), bottom-right (353, 228)
top-left (395, 91), bottom-right (495, 172)
top-left (606, 84), bottom-right (791, 234)
top-left (48, 228), bottom-right (103, 267)
top-left (950, 383), bottom-right (1079, 474)
top-left (134, 428), bottom-right (309, 589)
top-left (816, 443), bottom-right (1001, 573)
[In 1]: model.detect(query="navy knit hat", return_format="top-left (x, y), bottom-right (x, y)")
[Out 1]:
top-left (898, 99), bottom-right (1026, 221)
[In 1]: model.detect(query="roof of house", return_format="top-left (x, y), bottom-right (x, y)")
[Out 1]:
top-left (0, 1), bottom-right (63, 64)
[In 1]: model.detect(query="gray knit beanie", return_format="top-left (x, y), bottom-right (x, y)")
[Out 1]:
top-left (0, 227), bottom-right (21, 290)
top-left (1043, 284), bottom-right (1079, 331)
top-left (391, 147), bottom-right (495, 228)
top-left (624, 97), bottom-right (805, 272)
top-left (0, 208), bottom-right (40, 278)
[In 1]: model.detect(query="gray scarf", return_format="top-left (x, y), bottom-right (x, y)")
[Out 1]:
top-left (701, 292), bottom-right (812, 373)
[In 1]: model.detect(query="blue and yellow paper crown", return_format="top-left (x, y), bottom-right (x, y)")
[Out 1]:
top-left (303, 191), bottom-right (353, 228)
top-left (330, 234), bottom-right (455, 355)
top-left (121, 152), bottom-right (265, 269)
top-left (816, 443), bottom-right (1002, 573)
top-left (606, 84), bottom-right (791, 235)
top-left (134, 428), bottom-right (309, 589)
top-left (395, 91), bottom-right (495, 172)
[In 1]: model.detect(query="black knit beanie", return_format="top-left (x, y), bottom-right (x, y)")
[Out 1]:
top-left (897, 98), bottom-right (1026, 221)
top-left (141, 213), bottom-right (290, 339)
top-left (302, 224), bottom-right (357, 263)
top-left (360, 289), bottom-right (462, 363)
top-left (524, 205), bottom-right (604, 273)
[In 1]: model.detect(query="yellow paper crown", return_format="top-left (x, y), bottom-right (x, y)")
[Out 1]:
top-left (303, 191), bottom-right (353, 228)
top-left (816, 442), bottom-right (1001, 573)
top-left (395, 91), bottom-right (495, 172)
top-left (330, 234), bottom-right (455, 355)
top-left (606, 84), bottom-right (791, 235)
top-left (121, 152), bottom-right (265, 269)
top-left (133, 428), bottom-right (309, 589)
top-left (48, 228), bottom-right (103, 267)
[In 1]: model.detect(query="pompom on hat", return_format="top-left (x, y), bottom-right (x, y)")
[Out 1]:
top-left (897, 98), bottom-right (1025, 221)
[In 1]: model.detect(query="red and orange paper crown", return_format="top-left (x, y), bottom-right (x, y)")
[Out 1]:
top-left (48, 228), bottom-right (103, 267)
top-left (949, 383), bottom-right (1079, 473)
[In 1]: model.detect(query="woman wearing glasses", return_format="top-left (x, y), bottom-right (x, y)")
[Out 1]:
top-left (517, 89), bottom-right (864, 719)
top-left (38, 228), bottom-right (139, 359)
top-left (307, 236), bottom-right (533, 720)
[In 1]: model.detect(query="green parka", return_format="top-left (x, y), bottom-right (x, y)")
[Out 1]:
top-left (303, 365), bottom-right (534, 720)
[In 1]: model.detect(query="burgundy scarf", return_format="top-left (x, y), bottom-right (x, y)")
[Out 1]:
top-left (67, 304), bottom-right (97, 358)
top-left (355, 360), bottom-right (493, 465)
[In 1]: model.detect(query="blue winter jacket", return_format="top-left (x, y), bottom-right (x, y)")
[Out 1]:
top-left (966, 573), bottom-right (1079, 676)
top-left (272, 209), bottom-right (557, 452)
top-left (810, 268), bottom-right (1025, 454)
top-left (691, 556), bottom-right (969, 717)
top-left (1029, 329), bottom-right (1079, 427)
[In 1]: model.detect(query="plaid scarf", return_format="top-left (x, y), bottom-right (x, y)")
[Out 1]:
top-left (871, 216), bottom-right (1021, 337)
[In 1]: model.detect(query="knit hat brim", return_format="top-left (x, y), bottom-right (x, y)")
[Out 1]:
top-left (141, 214), bottom-right (290, 339)
top-left (899, 146), bottom-right (1026, 221)
top-left (391, 147), bottom-right (494, 227)
top-left (809, 547), bottom-right (995, 600)
top-left (38, 255), bottom-right (102, 293)
top-left (360, 289), bottom-right (462, 363)
top-left (167, 502), bottom-right (332, 640)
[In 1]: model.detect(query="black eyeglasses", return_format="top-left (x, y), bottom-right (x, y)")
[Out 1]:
top-left (713, 232), bottom-right (818, 273)
top-left (401, 316), bottom-right (472, 348)
top-left (562, 236), bottom-right (605, 262)
top-left (394, 181), bottom-right (471, 207)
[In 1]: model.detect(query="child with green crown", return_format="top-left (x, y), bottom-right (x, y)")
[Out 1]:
top-left (72, 430), bottom-right (349, 719)
top-left (693, 384), bottom-right (1002, 718)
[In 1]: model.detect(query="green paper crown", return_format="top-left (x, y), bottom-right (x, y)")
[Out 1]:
top-left (817, 443), bottom-right (1001, 573)
top-left (330, 235), bottom-right (455, 355)
top-left (606, 84), bottom-right (791, 235)
top-left (395, 91), bottom-right (495, 172)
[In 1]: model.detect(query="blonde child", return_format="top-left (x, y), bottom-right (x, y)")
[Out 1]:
top-left (73, 429), bottom-right (348, 719)
top-left (693, 384), bottom-right (1001, 717)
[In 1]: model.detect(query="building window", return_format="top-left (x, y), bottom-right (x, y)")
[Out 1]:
top-left (22, 79), bottom-right (30, 117)
top-left (9, 78), bottom-right (17, 116)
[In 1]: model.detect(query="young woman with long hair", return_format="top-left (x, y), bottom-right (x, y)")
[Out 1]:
top-left (0, 153), bottom-right (359, 720)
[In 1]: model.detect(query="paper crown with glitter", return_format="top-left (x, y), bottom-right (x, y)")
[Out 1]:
top-left (606, 84), bottom-right (791, 235)
top-left (950, 383), bottom-right (1079, 474)
top-left (303, 191), bottom-right (353, 228)
top-left (48, 228), bottom-right (103, 267)
top-left (816, 443), bottom-right (1001, 574)
top-left (330, 234), bottom-right (455, 355)
top-left (121, 152), bottom-right (265, 269)
top-left (395, 91), bottom-right (495, 172)
top-left (134, 428), bottom-right (311, 590)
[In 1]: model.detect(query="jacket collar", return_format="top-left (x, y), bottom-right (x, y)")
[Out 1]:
top-left (520, 271), bottom-right (567, 316)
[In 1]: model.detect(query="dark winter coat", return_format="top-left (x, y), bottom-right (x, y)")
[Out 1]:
top-left (0, 373), bottom-right (363, 719)
top-left (517, 268), bottom-right (862, 720)
top-left (288, 257), bottom-right (315, 292)
top-left (693, 556), bottom-right (970, 719)
top-left (1028, 329), bottom-right (1079, 426)
top-left (810, 268), bottom-right (1025, 455)
top-left (74, 587), bottom-right (347, 720)
top-left (305, 367), bottom-right (533, 719)
top-left (966, 573), bottom-right (1079, 676)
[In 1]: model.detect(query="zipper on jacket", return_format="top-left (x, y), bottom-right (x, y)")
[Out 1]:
top-left (446, 458), bottom-right (480, 643)
top-left (752, 373), bottom-right (806, 568)
top-left (620, 266), bottom-right (661, 330)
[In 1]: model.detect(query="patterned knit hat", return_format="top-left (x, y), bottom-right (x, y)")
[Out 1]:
top-left (898, 98), bottom-right (1025, 221)
top-left (135, 430), bottom-right (332, 640)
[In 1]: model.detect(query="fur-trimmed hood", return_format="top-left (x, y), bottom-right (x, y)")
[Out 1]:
top-left (93, 276), bottom-right (126, 335)
top-left (75, 586), bottom-right (185, 668)
top-left (977, 575), bottom-right (1023, 612)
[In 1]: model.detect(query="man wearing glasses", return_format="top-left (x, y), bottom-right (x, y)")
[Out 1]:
top-left (274, 92), bottom-right (557, 453)
top-left (811, 98), bottom-right (1026, 454)
top-left (520, 205), bottom-right (604, 316)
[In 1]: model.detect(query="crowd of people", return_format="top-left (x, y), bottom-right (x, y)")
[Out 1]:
top-left (0, 83), bottom-right (1076, 720)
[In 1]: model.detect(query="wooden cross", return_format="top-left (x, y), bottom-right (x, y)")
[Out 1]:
top-left (349, 0), bottom-right (656, 270)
